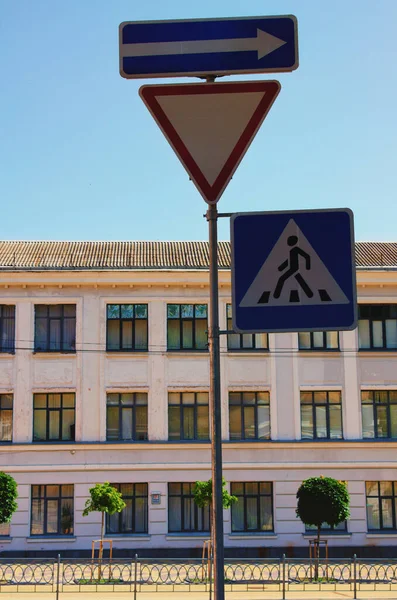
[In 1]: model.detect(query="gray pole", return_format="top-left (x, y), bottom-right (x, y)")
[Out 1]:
top-left (207, 202), bottom-right (225, 600)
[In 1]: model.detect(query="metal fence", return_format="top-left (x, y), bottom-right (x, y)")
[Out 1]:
top-left (1, 554), bottom-right (397, 597)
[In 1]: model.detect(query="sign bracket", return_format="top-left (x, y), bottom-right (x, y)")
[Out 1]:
top-left (202, 212), bottom-right (232, 219)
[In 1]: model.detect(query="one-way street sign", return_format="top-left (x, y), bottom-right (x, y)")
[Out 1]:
top-left (119, 16), bottom-right (298, 79)
top-left (231, 209), bottom-right (357, 333)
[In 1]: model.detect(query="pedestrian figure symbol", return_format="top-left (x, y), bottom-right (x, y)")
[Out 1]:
top-left (238, 218), bottom-right (349, 309)
top-left (273, 235), bottom-right (313, 300)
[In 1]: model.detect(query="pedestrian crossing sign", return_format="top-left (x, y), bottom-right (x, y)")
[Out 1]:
top-left (231, 209), bottom-right (357, 333)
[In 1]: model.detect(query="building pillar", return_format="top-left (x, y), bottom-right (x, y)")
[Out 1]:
top-left (80, 293), bottom-right (101, 442)
top-left (13, 302), bottom-right (33, 443)
top-left (342, 328), bottom-right (361, 439)
top-left (148, 300), bottom-right (167, 440)
top-left (272, 332), bottom-right (298, 440)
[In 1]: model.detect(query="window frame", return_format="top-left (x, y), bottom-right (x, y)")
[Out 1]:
top-left (358, 304), bottom-right (397, 351)
top-left (168, 391), bottom-right (210, 441)
top-left (300, 390), bottom-right (343, 440)
top-left (231, 482), bottom-right (274, 533)
top-left (226, 304), bottom-right (268, 352)
top-left (0, 393), bottom-right (13, 442)
top-left (0, 305), bottom-right (15, 354)
top-left (361, 390), bottom-right (397, 439)
top-left (34, 304), bottom-right (76, 353)
top-left (33, 393), bottom-right (76, 442)
top-left (366, 481), bottom-right (397, 531)
top-left (168, 483), bottom-right (210, 533)
top-left (106, 304), bottom-right (148, 352)
top-left (167, 304), bottom-right (208, 352)
top-left (106, 392), bottom-right (148, 442)
top-left (228, 391), bottom-right (270, 441)
top-left (106, 483), bottom-right (148, 534)
top-left (298, 331), bottom-right (340, 351)
top-left (30, 484), bottom-right (74, 536)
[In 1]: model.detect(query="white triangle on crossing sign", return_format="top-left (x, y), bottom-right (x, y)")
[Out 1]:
top-left (240, 219), bottom-right (350, 308)
top-left (139, 81), bottom-right (280, 204)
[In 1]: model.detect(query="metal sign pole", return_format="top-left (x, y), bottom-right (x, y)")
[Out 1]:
top-left (207, 203), bottom-right (225, 600)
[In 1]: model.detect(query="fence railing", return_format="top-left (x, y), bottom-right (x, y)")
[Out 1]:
top-left (1, 554), bottom-right (397, 597)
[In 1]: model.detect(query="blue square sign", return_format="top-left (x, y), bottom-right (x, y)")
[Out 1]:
top-left (231, 209), bottom-right (357, 333)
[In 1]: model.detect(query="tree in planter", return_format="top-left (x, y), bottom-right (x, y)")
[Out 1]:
top-left (193, 478), bottom-right (237, 579)
top-left (0, 472), bottom-right (18, 533)
top-left (296, 476), bottom-right (350, 580)
top-left (83, 482), bottom-right (126, 578)
top-left (193, 477), bottom-right (238, 531)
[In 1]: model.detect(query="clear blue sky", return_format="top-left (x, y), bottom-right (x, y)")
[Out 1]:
top-left (1, 0), bottom-right (396, 242)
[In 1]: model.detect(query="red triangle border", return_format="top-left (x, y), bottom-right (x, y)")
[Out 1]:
top-left (140, 81), bottom-right (281, 204)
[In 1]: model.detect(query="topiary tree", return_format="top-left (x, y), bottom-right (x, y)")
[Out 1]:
top-left (193, 478), bottom-right (237, 553)
top-left (296, 476), bottom-right (350, 578)
top-left (0, 472), bottom-right (18, 529)
top-left (83, 482), bottom-right (126, 573)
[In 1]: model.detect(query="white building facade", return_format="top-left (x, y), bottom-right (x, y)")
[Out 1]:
top-left (0, 240), bottom-right (396, 556)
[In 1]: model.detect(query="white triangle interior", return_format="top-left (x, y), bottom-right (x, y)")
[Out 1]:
top-left (157, 91), bottom-right (265, 186)
top-left (239, 219), bottom-right (350, 308)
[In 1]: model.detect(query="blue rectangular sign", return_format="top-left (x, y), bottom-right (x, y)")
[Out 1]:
top-left (231, 209), bottom-right (357, 333)
top-left (119, 16), bottom-right (298, 79)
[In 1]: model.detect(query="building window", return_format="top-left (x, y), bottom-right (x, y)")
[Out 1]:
top-left (106, 393), bottom-right (148, 441)
top-left (168, 483), bottom-right (210, 533)
top-left (0, 394), bottom-right (12, 442)
top-left (358, 304), bottom-right (397, 350)
top-left (366, 481), bottom-right (397, 530)
top-left (31, 484), bottom-right (74, 536)
top-left (34, 305), bottom-right (76, 352)
top-left (0, 305), bottom-right (15, 353)
top-left (231, 482), bottom-right (273, 532)
top-left (301, 391), bottom-right (343, 440)
top-left (106, 304), bottom-right (148, 351)
top-left (106, 483), bottom-right (148, 534)
top-left (168, 392), bottom-right (209, 441)
top-left (362, 390), bottom-right (397, 439)
top-left (167, 304), bottom-right (208, 351)
top-left (298, 331), bottom-right (339, 351)
top-left (226, 304), bottom-right (268, 351)
top-left (229, 391), bottom-right (270, 440)
top-left (306, 521), bottom-right (347, 533)
top-left (33, 393), bottom-right (75, 442)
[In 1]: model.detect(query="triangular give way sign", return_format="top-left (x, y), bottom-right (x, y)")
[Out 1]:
top-left (139, 80), bottom-right (281, 204)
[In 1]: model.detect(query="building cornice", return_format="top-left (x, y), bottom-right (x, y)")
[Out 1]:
top-left (0, 268), bottom-right (396, 289)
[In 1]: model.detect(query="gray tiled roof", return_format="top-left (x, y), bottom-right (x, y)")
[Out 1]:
top-left (0, 241), bottom-right (395, 270)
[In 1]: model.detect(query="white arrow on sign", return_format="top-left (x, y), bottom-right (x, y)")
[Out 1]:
top-left (121, 29), bottom-right (287, 60)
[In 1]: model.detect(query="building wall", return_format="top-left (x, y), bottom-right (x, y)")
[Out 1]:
top-left (0, 269), bottom-right (395, 553)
